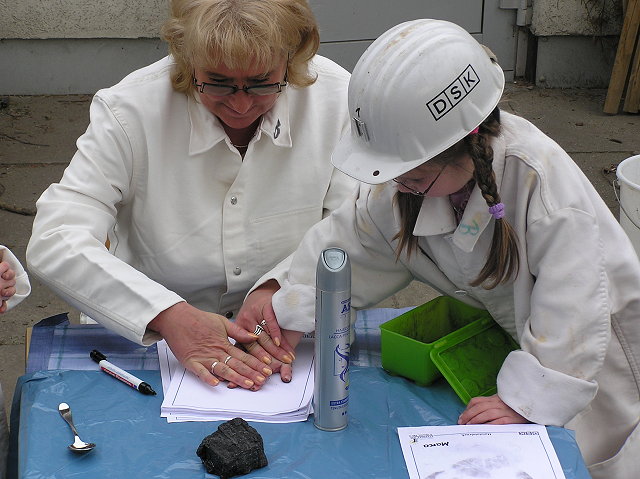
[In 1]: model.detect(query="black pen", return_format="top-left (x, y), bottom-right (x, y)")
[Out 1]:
top-left (90, 349), bottom-right (157, 395)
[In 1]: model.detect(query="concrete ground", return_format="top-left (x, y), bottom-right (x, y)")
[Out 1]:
top-left (1, 83), bottom-right (639, 418)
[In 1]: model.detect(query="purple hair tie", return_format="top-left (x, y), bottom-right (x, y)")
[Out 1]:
top-left (488, 203), bottom-right (505, 219)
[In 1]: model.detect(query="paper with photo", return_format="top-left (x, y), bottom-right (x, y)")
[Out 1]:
top-left (397, 423), bottom-right (566, 479)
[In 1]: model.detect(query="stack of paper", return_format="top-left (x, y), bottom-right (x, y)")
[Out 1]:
top-left (158, 339), bottom-right (315, 423)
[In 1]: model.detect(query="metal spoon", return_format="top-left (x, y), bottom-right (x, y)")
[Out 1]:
top-left (58, 402), bottom-right (96, 452)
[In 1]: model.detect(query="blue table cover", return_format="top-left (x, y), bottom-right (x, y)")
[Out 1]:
top-left (14, 312), bottom-right (590, 478)
top-left (10, 367), bottom-right (590, 479)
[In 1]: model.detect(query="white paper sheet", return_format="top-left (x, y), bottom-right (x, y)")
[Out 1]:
top-left (159, 338), bottom-right (315, 423)
top-left (398, 424), bottom-right (566, 479)
top-left (158, 339), bottom-right (181, 395)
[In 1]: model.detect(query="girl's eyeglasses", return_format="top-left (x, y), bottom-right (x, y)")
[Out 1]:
top-left (393, 164), bottom-right (447, 196)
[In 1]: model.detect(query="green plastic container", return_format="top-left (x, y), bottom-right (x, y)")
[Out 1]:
top-left (379, 296), bottom-right (519, 403)
top-left (430, 316), bottom-right (520, 404)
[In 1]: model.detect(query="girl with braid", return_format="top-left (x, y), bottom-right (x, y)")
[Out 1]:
top-left (237, 20), bottom-right (640, 478)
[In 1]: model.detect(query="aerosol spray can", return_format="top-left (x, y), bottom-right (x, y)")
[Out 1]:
top-left (314, 247), bottom-right (351, 431)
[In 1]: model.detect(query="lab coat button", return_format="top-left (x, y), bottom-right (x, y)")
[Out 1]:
top-left (454, 290), bottom-right (468, 296)
top-left (230, 196), bottom-right (238, 205)
top-left (225, 311), bottom-right (234, 319)
top-left (233, 267), bottom-right (241, 275)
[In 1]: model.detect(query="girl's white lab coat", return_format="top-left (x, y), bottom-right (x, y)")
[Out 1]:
top-left (265, 112), bottom-right (640, 478)
top-left (27, 55), bottom-right (357, 345)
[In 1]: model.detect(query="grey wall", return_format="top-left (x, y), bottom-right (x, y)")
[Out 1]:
top-left (2, 0), bottom-right (500, 94)
top-left (0, 0), bottom-right (168, 38)
top-left (1, 0), bottom-right (619, 93)
top-left (530, 0), bottom-right (623, 87)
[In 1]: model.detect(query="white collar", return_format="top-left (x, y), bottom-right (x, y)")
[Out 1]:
top-left (186, 90), bottom-right (292, 156)
top-left (412, 132), bottom-right (507, 253)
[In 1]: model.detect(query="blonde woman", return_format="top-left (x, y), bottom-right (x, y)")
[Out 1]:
top-left (240, 20), bottom-right (640, 478)
top-left (27, 0), bottom-right (356, 389)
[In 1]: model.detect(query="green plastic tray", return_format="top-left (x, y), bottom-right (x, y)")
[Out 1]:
top-left (379, 296), bottom-right (493, 386)
top-left (430, 316), bottom-right (519, 404)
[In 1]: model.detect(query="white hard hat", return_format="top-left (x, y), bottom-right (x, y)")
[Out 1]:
top-left (332, 19), bottom-right (505, 184)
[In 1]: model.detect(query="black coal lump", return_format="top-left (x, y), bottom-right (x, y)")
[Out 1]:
top-left (196, 417), bottom-right (268, 478)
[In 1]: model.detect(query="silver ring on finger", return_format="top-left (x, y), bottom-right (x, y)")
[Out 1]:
top-left (260, 319), bottom-right (267, 327)
top-left (254, 324), bottom-right (264, 335)
top-left (210, 360), bottom-right (219, 375)
top-left (224, 355), bottom-right (232, 365)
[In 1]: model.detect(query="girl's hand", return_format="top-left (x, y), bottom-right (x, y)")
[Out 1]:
top-left (236, 280), bottom-right (295, 365)
top-left (229, 329), bottom-right (303, 390)
top-left (458, 394), bottom-right (530, 425)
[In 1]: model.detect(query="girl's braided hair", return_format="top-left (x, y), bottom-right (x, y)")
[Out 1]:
top-left (393, 107), bottom-right (520, 289)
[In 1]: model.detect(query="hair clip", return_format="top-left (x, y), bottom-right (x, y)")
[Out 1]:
top-left (469, 127), bottom-right (479, 135)
top-left (488, 203), bottom-right (505, 219)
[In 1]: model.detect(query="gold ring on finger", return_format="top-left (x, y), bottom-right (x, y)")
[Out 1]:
top-left (224, 355), bottom-right (232, 365)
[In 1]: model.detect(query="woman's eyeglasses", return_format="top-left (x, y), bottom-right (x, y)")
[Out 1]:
top-left (193, 74), bottom-right (288, 97)
top-left (393, 164), bottom-right (447, 196)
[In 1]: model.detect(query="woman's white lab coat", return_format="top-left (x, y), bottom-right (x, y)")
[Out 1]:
top-left (265, 112), bottom-right (640, 478)
top-left (27, 55), bottom-right (357, 345)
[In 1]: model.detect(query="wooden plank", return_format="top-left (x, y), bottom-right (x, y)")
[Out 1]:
top-left (25, 326), bottom-right (32, 366)
top-left (623, 32), bottom-right (640, 113)
top-left (604, 0), bottom-right (640, 114)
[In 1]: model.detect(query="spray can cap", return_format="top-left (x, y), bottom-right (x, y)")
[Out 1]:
top-left (316, 248), bottom-right (350, 291)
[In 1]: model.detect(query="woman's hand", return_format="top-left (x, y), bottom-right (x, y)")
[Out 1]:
top-left (229, 329), bottom-right (303, 390)
top-left (235, 280), bottom-right (296, 365)
top-left (457, 394), bottom-right (530, 425)
top-left (148, 302), bottom-right (273, 390)
top-left (0, 261), bottom-right (17, 314)
top-left (262, 329), bottom-right (303, 383)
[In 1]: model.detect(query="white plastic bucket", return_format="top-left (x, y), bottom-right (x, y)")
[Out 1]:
top-left (616, 154), bottom-right (640, 257)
